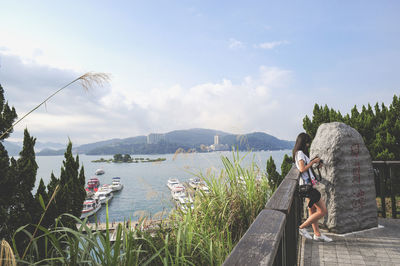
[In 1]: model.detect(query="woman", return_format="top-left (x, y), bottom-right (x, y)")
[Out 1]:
top-left (293, 133), bottom-right (332, 242)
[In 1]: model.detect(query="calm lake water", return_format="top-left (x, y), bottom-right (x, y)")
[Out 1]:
top-left (35, 150), bottom-right (291, 222)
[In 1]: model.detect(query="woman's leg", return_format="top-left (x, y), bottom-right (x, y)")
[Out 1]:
top-left (308, 205), bottom-right (321, 236)
top-left (299, 198), bottom-right (327, 229)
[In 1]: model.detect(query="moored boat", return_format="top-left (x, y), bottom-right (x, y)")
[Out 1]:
top-left (87, 177), bottom-right (100, 190)
top-left (189, 177), bottom-right (201, 189)
top-left (171, 185), bottom-right (186, 200)
top-left (95, 169), bottom-right (105, 175)
top-left (110, 177), bottom-right (123, 191)
top-left (94, 187), bottom-right (114, 205)
top-left (167, 178), bottom-right (180, 190)
top-left (80, 199), bottom-right (101, 219)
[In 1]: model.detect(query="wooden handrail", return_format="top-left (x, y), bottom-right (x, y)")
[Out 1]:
top-left (223, 165), bottom-right (301, 266)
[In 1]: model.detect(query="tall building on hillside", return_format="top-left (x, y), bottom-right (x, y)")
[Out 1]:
top-left (214, 135), bottom-right (219, 145)
top-left (147, 133), bottom-right (165, 144)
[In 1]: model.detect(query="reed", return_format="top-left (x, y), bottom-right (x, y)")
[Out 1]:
top-left (11, 151), bottom-right (272, 265)
top-left (0, 72), bottom-right (110, 140)
top-left (0, 239), bottom-right (16, 266)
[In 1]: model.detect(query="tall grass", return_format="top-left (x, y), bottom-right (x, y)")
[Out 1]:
top-left (8, 151), bottom-right (272, 265)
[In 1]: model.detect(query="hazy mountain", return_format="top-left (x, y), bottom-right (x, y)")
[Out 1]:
top-left (36, 128), bottom-right (294, 156)
top-left (35, 141), bottom-right (66, 151)
top-left (165, 128), bottom-right (230, 145)
top-left (2, 141), bottom-right (21, 156)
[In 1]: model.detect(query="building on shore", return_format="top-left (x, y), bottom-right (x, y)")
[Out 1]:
top-left (147, 133), bottom-right (166, 144)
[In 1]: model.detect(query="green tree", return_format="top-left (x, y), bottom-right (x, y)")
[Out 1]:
top-left (114, 153), bottom-right (123, 162)
top-left (123, 154), bottom-right (131, 162)
top-left (55, 142), bottom-right (86, 228)
top-left (266, 156), bottom-right (282, 190)
top-left (0, 84), bottom-right (18, 240)
top-left (302, 94), bottom-right (400, 160)
top-left (281, 154), bottom-right (293, 178)
top-left (7, 129), bottom-right (38, 253)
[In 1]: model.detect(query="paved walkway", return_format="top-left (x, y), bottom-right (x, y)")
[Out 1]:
top-left (299, 218), bottom-right (400, 266)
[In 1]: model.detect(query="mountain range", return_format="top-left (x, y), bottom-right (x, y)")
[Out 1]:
top-left (3, 128), bottom-right (294, 156)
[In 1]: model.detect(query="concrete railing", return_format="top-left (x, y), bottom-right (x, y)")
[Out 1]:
top-left (223, 165), bottom-right (301, 266)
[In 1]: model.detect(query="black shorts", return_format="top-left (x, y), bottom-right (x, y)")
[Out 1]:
top-left (307, 188), bottom-right (321, 208)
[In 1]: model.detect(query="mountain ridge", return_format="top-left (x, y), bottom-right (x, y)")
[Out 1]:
top-left (31, 128), bottom-right (294, 156)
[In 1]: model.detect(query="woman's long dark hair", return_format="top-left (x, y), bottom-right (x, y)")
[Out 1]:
top-left (292, 132), bottom-right (312, 161)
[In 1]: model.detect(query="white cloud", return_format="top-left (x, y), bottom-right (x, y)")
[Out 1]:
top-left (1, 51), bottom-right (303, 144)
top-left (256, 40), bottom-right (289, 50)
top-left (229, 38), bottom-right (245, 50)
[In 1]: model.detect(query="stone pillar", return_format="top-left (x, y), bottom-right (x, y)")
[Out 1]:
top-left (310, 122), bottom-right (378, 234)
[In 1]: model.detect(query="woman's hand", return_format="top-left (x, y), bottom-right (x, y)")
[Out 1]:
top-left (311, 157), bottom-right (320, 164)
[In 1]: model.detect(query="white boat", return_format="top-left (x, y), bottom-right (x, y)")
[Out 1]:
top-left (80, 199), bottom-right (101, 219)
top-left (95, 169), bottom-right (105, 175)
top-left (199, 184), bottom-right (210, 194)
top-left (177, 196), bottom-right (194, 212)
top-left (167, 178), bottom-right (180, 190)
top-left (94, 187), bottom-right (114, 204)
top-left (189, 177), bottom-right (201, 189)
top-left (171, 185), bottom-right (186, 200)
top-left (110, 177), bottom-right (123, 191)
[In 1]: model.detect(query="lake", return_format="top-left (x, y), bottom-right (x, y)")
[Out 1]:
top-left (35, 150), bottom-right (291, 222)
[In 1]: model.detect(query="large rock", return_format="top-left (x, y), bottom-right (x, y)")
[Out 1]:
top-left (310, 122), bottom-right (378, 234)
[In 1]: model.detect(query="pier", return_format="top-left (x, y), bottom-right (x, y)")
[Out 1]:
top-left (77, 218), bottom-right (166, 233)
top-left (299, 218), bottom-right (400, 265)
top-left (223, 162), bottom-right (400, 266)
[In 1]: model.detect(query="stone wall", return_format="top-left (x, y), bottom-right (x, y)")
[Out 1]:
top-left (310, 122), bottom-right (378, 234)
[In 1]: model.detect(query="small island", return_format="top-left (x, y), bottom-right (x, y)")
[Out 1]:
top-left (92, 154), bottom-right (166, 163)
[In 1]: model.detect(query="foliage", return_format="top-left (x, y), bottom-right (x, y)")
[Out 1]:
top-left (266, 156), bottom-right (282, 190)
top-left (43, 142), bottom-right (86, 229)
top-left (11, 152), bottom-right (272, 265)
top-left (303, 95), bottom-right (400, 160)
top-left (281, 154), bottom-right (293, 178)
top-left (0, 84), bottom-right (88, 258)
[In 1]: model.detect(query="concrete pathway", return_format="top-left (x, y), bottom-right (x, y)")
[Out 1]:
top-left (299, 218), bottom-right (400, 266)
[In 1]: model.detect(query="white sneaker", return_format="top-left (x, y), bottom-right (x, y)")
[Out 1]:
top-left (313, 234), bottom-right (332, 242)
top-left (299, 228), bottom-right (312, 240)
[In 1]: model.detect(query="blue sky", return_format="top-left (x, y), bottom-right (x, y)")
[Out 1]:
top-left (1, 1), bottom-right (399, 145)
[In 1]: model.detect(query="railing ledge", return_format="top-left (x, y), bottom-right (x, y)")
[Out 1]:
top-left (222, 209), bottom-right (286, 266)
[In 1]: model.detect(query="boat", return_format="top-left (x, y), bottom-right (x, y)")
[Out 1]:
top-left (167, 178), bottom-right (180, 190)
top-left (199, 184), bottom-right (210, 194)
top-left (171, 185), bottom-right (186, 200)
top-left (189, 177), bottom-right (201, 189)
top-left (87, 177), bottom-right (100, 190)
top-left (85, 188), bottom-right (95, 198)
top-left (80, 199), bottom-right (101, 219)
top-left (94, 187), bottom-right (114, 205)
top-left (95, 169), bottom-right (105, 175)
top-left (110, 177), bottom-right (123, 191)
top-left (176, 196), bottom-right (194, 212)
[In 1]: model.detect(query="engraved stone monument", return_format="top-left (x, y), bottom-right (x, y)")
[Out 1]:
top-left (310, 122), bottom-right (378, 234)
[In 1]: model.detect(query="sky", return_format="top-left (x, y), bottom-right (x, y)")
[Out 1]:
top-left (1, 0), bottom-right (399, 146)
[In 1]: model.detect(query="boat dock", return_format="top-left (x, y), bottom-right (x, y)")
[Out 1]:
top-left (77, 218), bottom-right (166, 233)
top-left (299, 218), bottom-right (400, 265)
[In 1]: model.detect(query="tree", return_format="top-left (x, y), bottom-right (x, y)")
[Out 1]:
top-left (302, 94), bottom-right (400, 160)
top-left (266, 156), bottom-right (282, 190)
top-left (281, 154), bottom-right (293, 178)
top-left (7, 129), bottom-right (38, 253)
top-left (55, 142), bottom-right (86, 228)
top-left (123, 154), bottom-right (131, 162)
top-left (0, 84), bottom-right (18, 240)
top-left (114, 153), bottom-right (123, 162)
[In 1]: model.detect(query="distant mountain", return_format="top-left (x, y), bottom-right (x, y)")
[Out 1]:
top-left (2, 141), bottom-right (21, 156)
top-left (165, 128), bottom-right (230, 146)
top-left (35, 141), bottom-right (65, 151)
top-left (74, 136), bottom-right (146, 154)
top-left (36, 128), bottom-right (294, 156)
top-left (220, 132), bottom-right (294, 151)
